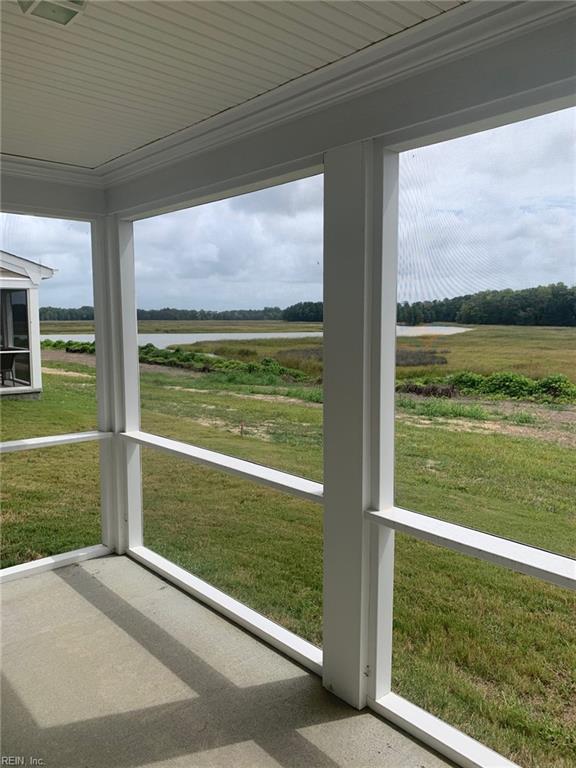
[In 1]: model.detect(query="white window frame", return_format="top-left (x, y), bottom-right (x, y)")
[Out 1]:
top-left (1, 134), bottom-right (574, 768)
top-left (0, 282), bottom-right (41, 394)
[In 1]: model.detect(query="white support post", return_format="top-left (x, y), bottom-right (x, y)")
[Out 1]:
top-left (91, 216), bottom-right (115, 549)
top-left (322, 141), bottom-right (399, 708)
top-left (28, 286), bottom-right (42, 391)
top-left (91, 215), bottom-right (142, 554)
top-left (367, 149), bottom-right (399, 701)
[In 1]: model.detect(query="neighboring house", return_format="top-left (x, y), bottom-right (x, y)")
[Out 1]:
top-left (0, 250), bottom-right (55, 395)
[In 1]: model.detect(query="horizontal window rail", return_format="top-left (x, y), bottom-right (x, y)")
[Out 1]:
top-left (366, 507), bottom-right (575, 591)
top-left (121, 430), bottom-right (323, 503)
top-left (370, 693), bottom-right (519, 768)
top-left (128, 545), bottom-right (323, 675)
top-left (0, 430), bottom-right (112, 454)
top-left (0, 544), bottom-right (112, 584)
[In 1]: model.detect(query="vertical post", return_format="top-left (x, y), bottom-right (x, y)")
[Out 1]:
top-left (322, 140), bottom-right (375, 708)
top-left (323, 141), bottom-right (399, 709)
top-left (91, 214), bottom-right (142, 554)
top-left (28, 286), bottom-right (42, 391)
top-left (367, 150), bottom-right (399, 703)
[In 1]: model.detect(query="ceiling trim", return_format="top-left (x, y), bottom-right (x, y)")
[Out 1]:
top-left (1, 1), bottom-right (574, 192)
top-left (0, 155), bottom-right (98, 187)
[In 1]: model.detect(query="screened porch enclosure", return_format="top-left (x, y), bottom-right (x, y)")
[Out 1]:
top-left (0, 289), bottom-right (31, 387)
top-left (0, 252), bottom-right (54, 393)
top-left (1, 2), bottom-right (575, 768)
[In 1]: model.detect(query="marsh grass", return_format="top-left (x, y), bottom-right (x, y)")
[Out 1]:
top-left (191, 324), bottom-right (576, 383)
top-left (41, 319), bottom-right (323, 334)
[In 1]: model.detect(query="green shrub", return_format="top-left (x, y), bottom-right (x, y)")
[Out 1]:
top-left (405, 370), bottom-right (576, 403)
top-left (449, 371), bottom-right (485, 392)
top-left (534, 374), bottom-right (576, 400)
top-left (481, 372), bottom-right (534, 398)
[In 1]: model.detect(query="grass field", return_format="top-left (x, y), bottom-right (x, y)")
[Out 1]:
top-left (1, 324), bottom-right (575, 767)
top-left (190, 324), bottom-right (576, 381)
top-left (40, 319), bottom-right (323, 334)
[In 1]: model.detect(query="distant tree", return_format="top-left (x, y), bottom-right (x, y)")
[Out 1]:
top-left (282, 302), bottom-right (323, 322)
top-left (397, 284), bottom-right (575, 327)
top-left (39, 306), bottom-right (95, 321)
top-left (455, 284), bottom-right (575, 326)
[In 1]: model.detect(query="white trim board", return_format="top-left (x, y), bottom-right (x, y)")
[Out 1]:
top-left (0, 431), bottom-right (111, 454)
top-left (367, 507), bottom-right (576, 591)
top-left (0, 545), bottom-right (112, 584)
top-left (122, 430), bottom-right (323, 503)
top-left (0, 386), bottom-right (41, 397)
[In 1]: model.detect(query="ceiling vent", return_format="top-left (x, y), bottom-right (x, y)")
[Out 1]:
top-left (17, 0), bottom-right (87, 26)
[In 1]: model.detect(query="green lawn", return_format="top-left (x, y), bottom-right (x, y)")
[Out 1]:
top-left (1, 330), bottom-right (575, 768)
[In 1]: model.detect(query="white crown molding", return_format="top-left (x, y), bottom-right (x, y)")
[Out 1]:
top-left (0, 155), bottom-right (102, 188)
top-left (1, 0), bottom-right (574, 193)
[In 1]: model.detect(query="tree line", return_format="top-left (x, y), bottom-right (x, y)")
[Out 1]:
top-left (281, 285), bottom-right (575, 325)
top-left (396, 284), bottom-right (575, 326)
top-left (40, 306), bottom-right (284, 321)
top-left (40, 284), bottom-right (575, 326)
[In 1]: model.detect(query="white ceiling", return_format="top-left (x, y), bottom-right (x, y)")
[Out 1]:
top-left (0, 1), bottom-right (465, 169)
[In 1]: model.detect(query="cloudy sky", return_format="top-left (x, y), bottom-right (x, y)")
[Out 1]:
top-left (1, 107), bottom-right (574, 310)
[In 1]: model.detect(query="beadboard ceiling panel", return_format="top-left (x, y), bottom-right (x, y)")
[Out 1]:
top-left (0, 0), bottom-right (465, 169)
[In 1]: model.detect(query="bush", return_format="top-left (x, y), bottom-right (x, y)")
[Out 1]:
top-left (397, 369), bottom-right (576, 403)
top-left (396, 381), bottom-right (455, 398)
top-left (534, 375), bottom-right (576, 400)
top-left (481, 372), bottom-right (535, 399)
top-left (449, 371), bottom-right (485, 392)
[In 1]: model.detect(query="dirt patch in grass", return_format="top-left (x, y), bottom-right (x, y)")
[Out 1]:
top-left (229, 391), bottom-right (321, 407)
top-left (165, 385), bottom-right (322, 408)
top-left (400, 413), bottom-right (576, 447)
top-left (193, 415), bottom-right (273, 441)
top-left (42, 348), bottom-right (96, 368)
top-left (489, 399), bottom-right (576, 427)
top-left (41, 367), bottom-right (92, 379)
top-left (195, 416), bottom-right (232, 431)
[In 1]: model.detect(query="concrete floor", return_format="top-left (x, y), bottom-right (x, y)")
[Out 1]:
top-left (1, 556), bottom-right (453, 768)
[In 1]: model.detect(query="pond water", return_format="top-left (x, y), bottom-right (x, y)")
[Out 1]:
top-left (41, 326), bottom-right (470, 349)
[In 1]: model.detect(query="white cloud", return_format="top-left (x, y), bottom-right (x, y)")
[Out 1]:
top-left (0, 215), bottom-right (92, 306)
top-left (1, 108), bottom-right (574, 309)
top-left (133, 175), bottom-right (324, 309)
